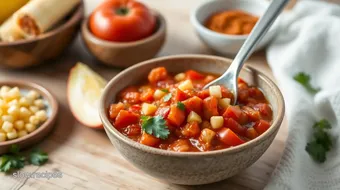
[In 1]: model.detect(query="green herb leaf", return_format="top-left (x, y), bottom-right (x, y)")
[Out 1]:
top-left (29, 148), bottom-right (48, 166)
top-left (163, 93), bottom-right (172, 102)
top-left (313, 119), bottom-right (331, 130)
top-left (160, 89), bottom-right (169, 93)
top-left (141, 116), bottom-right (170, 139)
top-left (305, 119), bottom-right (333, 163)
top-left (0, 154), bottom-right (25, 172)
top-left (306, 141), bottom-right (326, 163)
top-left (177, 102), bottom-right (185, 111)
top-left (293, 72), bottom-right (320, 94)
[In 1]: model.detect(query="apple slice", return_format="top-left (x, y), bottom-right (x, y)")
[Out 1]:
top-left (67, 63), bottom-right (107, 128)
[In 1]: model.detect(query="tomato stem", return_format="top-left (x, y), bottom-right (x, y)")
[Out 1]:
top-left (116, 7), bottom-right (129, 15)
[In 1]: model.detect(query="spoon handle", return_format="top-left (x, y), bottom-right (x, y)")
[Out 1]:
top-left (228, 0), bottom-right (290, 76)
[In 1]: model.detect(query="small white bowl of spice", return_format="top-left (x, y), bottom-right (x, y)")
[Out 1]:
top-left (0, 81), bottom-right (58, 154)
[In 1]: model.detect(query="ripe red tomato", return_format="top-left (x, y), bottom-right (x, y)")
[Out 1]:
top-left (89, 0), bottom-right (156, 42)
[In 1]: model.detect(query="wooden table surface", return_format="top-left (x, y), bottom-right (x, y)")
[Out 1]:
top-left (0, 0), bottom-right (290, 189)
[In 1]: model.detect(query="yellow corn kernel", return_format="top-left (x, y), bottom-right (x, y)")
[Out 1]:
top-left (7, 129), bottom-right (18, 140)
top-left (7, 87), bottom-right (20, 101)
top-left (2, 121), bottom-right (13, 133)
top-left (209, 85), bottom-right (222, 98)
top-left (142, 103), bottom-right (157, 116)
top-left (19, 107), bottom-right (31, 119)
top-left (2, 115), bottom-right (14, 123)
top-left (7, 105), bottom-right (19, 118)
top-left (19, 97), bottom-right (31, 107)
top-left (210, 116), bottom-right (224, 129)
top-left (0, 99), bottom-right (7, 110)
top-left (174, 73), bottom-right (186, 82)
top-left (199, 128), bottom-right (216, 144)
top-left (219, 98), bottom-right (231, 109)
top-left (25, 123), bottom-right (36, 133)
top-left (178, 80), bottom-right (193, 91)
top-left (18, 130), bottom-right (28, 138)
top-left (0, 86), bottom-right (11, 98)
top-left (153, 89), bottom-right (167, 100)
top-left (26, 90), bottom-right (39, 100)
top-left (0, 132), bottom-right (6, 142)
top-left (14, 120), bottom-right (25, 130)
top-left (35, 110), bottom-right (47, 122)
top-left (29, 106), bottom-right (39, 114)
top-left (29, 115), bottom-right (39, 125)
top-left (34, 99), bottom-right (45, 109)
top-left (8, 99), bottom-right (19, 107)
top-left (0, 109), bottom-right (2, 117)
top-left (187, 111), bottom-right (202, 123)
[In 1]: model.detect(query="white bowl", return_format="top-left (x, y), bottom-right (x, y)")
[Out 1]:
top-left (190, 0), bottom-right (280, 57)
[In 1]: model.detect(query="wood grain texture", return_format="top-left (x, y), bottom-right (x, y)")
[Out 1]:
top-left (0, 0), bottom-right (290, 189)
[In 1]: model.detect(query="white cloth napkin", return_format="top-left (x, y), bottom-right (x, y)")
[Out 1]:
top-left (265, 1), bottom-right (340, 189)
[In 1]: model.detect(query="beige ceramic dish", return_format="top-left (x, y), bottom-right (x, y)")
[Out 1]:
top-left (81, 10), bottom-right (166, 68)
top-left (0, 3), bottom-right (84, 69)
top-left (99, 55), bottom-right (284, 185)
top-left (0, 81), bottom-right (58, 154)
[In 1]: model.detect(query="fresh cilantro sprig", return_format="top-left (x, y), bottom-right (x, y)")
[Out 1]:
top-left (305, 119), bottom-right (333, 163)
top-left (0, 145), bottom-right (48, 172)
top-left (177, 102), bottom-right (185, 111)
top-left (29, 148), bottom-right (49, 166)
top-left (294, 72), bottom-right (320, 94)
top-left (163, 93), bottom-right (172, 102)
top-left (141, 116), bottom-right (170, 139)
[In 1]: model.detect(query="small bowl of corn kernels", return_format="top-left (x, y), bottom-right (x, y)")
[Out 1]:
top-left (0, 81), bottom-right (58, 154)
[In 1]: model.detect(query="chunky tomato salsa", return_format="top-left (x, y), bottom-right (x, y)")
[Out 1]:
top-left (108, 67), bottom-right (272, 152)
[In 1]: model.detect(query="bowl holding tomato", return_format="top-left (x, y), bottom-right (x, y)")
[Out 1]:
top-left (82, 0), bottom-right (166, 68)
top-left (99, 54), bottom-right (285, 185)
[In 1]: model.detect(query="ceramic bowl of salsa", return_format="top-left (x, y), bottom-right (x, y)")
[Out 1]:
top-left (190, 0), bottom-right (280, 57)
top-left (99, 54), bottom-right (284, 185)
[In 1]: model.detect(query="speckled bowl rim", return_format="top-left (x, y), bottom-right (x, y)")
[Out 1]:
top-left (100, 54), bottom-right (285, 157)
top-left (0, 2), bottom-right (84, 46)
top-left (81, 10), bottom-right (166, 47)
top-left (0, 80), bottom-right (58, 146)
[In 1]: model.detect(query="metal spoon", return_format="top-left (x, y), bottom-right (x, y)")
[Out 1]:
top-left (204, 0), bottom-right (289, 105)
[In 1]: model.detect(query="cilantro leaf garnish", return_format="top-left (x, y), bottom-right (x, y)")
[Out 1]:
top-left (29, 148), bottom-right (49, 166)
top-left (305, 119), bottom-right (333, 163)
top-left (141, 116), bottom-right (170, 139)
top-left (177, 102), bottom-right (185, 111)
top-left (294, 72), bottom-right (320, 94)
top-left (163, 93), bottom-right (172, 102)
top-left (160, 89), bottom-right (169, 93)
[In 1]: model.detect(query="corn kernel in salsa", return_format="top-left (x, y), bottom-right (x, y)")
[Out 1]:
top-left (108, 67), bottom-right (272, 152)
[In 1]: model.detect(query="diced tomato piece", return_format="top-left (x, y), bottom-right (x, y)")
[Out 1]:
top-left (197, 89), bottom-right (210, 99)
top-left (182, 96), bottom-right (203, 114)
top-left (181, 122), bottom-right (201, 138)
top-left (123, 124), bottom-right (141, 136)
top-left (120, 86), bottom-right (141, 104)
top-left (174, 88), bottom-right (189, 101)
top-left (109, 102), bottom-right (125, 119)
top-left (128, 104), bottom-right (141, 113)
top-left (114, 110), bottom-right (140, 128)
top-left (223, 106), bottom-right (241, 121)
top-left (167, 105), bottom-right (185, 127)
top-left (140, 132), bottom-right (160, 147)
top-left (220, 86), bottom-right (234, 99)
top-left (254, 103), bottom-right (273, 120)
top-left (224, 118), bottom-right (247, 136)
top-left (242, 106), bottom-right (260, 122)
top-left (155, 107), bottom-right (170, 118)
top-left (140, 88), bottom-right (154, 102)
top-left (203, 96), bottom-right (219, 120)
top-left (238, 89), bottom-right (249, 103)
top-left (245, 127), bottom-right (258, 139)
top-left (148, 67), bottom-right (168, 84)
top-left (157, 79), bottom-right (175, 88)
top-left (186, 70), bottom-right (205, 80)
top-left (217, 128), bottom-right (245, 146)
top-left (238, 78), bottom-right (247, 84)
top-left (254, 120), bottom-right (271, 135)
top-left (168, 139), bottom-right (191, 152)
top-left (203, 75), bottom-right (216, 84)
top-left (248, 87), bottom-right (264, 100)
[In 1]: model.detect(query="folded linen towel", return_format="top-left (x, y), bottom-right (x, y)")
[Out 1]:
top-left (265, 1), bottom-right (340, 189)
